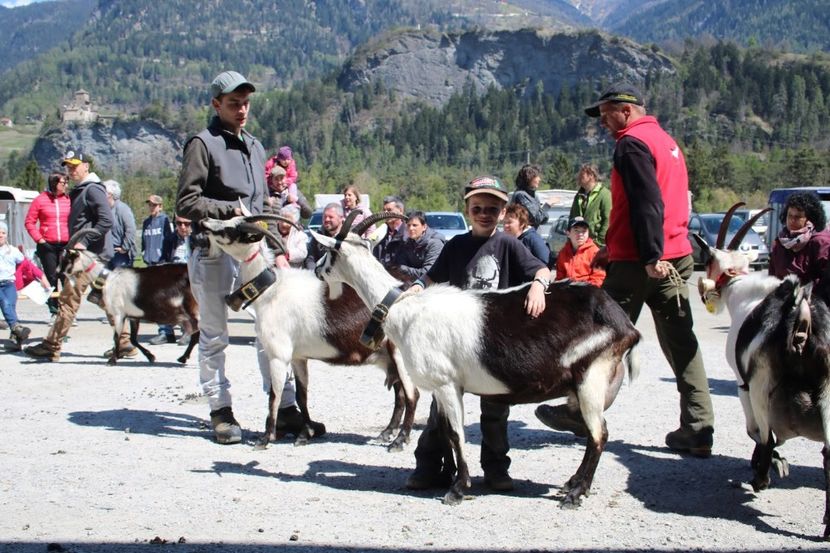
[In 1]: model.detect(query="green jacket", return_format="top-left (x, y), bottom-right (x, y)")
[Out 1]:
top-left (569, 183), bottom-right (612, 246)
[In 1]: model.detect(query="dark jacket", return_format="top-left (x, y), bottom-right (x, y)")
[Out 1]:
top-left (396, 228), bottom-right (445, 280)
top-left (373, 222), bottom-right (408, 268)
top-left (68, 173), bottom-right (113, 255)
top-left (176, 116), bottom-right (266, 228)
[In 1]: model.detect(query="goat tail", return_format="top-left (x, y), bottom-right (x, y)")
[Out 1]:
top-left (624, 345), bottom-right (640, 384)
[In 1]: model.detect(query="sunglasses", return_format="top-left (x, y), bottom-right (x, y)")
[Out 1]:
top-left (469, 206), bottom-right (502, 216)
top-left (175, 221), bottom-right (191, 227)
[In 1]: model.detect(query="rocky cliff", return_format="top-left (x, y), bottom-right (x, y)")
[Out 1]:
top-left (338, 28), bottom-right (675, 106)
top-left (32, 120), bottom-right (183, 177)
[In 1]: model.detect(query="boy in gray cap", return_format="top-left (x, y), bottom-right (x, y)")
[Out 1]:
top-left (176, 70), bottom-right (324, 444)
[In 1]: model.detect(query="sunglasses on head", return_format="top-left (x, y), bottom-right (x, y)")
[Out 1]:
top-left (470, 206), bottom-right (501, 216)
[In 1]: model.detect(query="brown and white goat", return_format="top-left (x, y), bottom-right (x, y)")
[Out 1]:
top-left (311, 213), bottom-right (641, 506)
top-left (695, 203), bottom-right (830, 540)
top-left (197, 214), bottom-right (418, 451)
top-left (60, 229), bottom-right (199, 366)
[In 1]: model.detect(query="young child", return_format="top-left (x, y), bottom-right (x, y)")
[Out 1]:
top-left (405, 175), bottom-right (550, 492)
top-left (555, 216), bottom-right (606, 287)
top-left (0, 223), bottom-right (33, 350)
top-left (265, 145), bottom-right (299, 201)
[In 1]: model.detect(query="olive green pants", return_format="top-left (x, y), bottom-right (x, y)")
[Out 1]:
top-left (602, 254), bottom-right (715, 433)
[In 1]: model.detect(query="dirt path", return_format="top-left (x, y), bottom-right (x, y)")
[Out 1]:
top-left (0, 275), bottom-right (827, 552)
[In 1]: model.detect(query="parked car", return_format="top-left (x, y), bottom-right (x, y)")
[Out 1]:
top-left (305, 208), bottom-right (323, 237)
top-left (729, 208), bottom-right (770, 242)
top-left (689, 212), bottom-right (769, 269)
top-left (544, 206), bottom-right (572, 264)
top-left (425, 211), bottom-right (468, 240)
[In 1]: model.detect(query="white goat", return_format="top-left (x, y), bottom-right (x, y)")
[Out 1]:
top-left (695, 203), bottom-right (830, 539)
top-left (310, 213), bottom-right (641, 506)
top-left (198, 214), bottom-right (418, 450)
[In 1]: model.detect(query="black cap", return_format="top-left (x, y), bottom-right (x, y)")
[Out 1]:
top-left (567, 216), bottom-right (590, 231)
top-left (584, 82), bottom-right (645, 117)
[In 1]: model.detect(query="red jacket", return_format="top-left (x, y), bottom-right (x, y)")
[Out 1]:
top-left (555, 237), bottom-right (606, 287)
top-left (25, 190), bottom-right (71, 244)
top-left (607, 116), bottom-right (692, 263)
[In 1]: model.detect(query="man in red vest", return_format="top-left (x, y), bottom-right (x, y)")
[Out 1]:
top-left (536, 82), bottom-right (715, 457)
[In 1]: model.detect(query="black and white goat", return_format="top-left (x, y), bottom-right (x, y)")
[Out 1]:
top-left (60, 229), bottom-right (199, 366)
top-left (695, 204), bottom-right (830, 540)
top-left (310, 213), bottom-right (641, 506)
top-left (197, 214), bottom-right (418, 451)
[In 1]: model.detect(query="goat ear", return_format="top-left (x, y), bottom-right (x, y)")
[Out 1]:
top-left (310, 230), bottom-right (337, 249)
top-left (367, 224), bottom-right (388, 248)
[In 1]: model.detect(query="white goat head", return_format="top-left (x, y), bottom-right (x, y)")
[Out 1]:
top-left (693, 202), bottom-right (772, 313)
top-left (200, 214), bottom-right (300, 261)
top-left (311, 210), bottom-right (408, 284)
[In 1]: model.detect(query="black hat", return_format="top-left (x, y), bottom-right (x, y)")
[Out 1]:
top-left (567, 216), bottom-right (590, 231)
top-left (584, 82), bottom-right (645, 117)
top-left (61, 148), bottom-right (89, 166)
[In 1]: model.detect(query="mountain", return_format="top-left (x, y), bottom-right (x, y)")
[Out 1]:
top-left (0, 0), bottom-right (95, 74)
top-left (339, 28), bottom-right (674, 107)
top-left (604, 0), bottom-right (830, 52)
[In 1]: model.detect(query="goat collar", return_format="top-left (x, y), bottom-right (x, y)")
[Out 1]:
top-left (715, 270), bottom-right (746, 292)
top-left (225, 268), bottom-right (276, 312)
top-left (360, 286), bottom-right (403, 350)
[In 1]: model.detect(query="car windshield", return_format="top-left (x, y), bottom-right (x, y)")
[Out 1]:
top-left (426, 214), bottom-right (465, 230)
top-left (700, 215), bottom-right (745, 234)
top-left (308, 211), bottom-right (322, 227)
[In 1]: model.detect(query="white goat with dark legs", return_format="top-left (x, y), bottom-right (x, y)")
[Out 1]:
top-left (197, 214), bottom-right (418, 451)
top-left (311, 212), bottom-right (641, 506)
top-left (60, 228), bottom-right (200, 366)
top-left (696, 203), bottom-right (830, 540)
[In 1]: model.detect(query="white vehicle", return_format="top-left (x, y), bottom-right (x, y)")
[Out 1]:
top-left (0, 185), bottom-right (39, 258)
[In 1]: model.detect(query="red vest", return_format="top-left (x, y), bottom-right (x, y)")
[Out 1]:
top-left (607, 116), bottom-right (692, 262)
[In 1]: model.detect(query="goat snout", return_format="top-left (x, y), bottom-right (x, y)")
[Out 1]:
top-left (697, 277), bottom-right (719, 312)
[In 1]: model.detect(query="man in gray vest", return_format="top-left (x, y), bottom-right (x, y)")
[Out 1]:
top-left (176, 71), bottom-right (323, 444)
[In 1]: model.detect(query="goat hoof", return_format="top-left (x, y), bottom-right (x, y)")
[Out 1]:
top-left (176, 355), bottom-right (188, 364)
top-left (147, 354), bottom-right (156, 363)
top-left (253, 441), bottom-right (268, 451)
top-left (106, 358), bottom-right (117, 366)
top-left (386, 440), bottom-right (406, 453)
top-left (293, 434), bottom-right (310, 447)
top-left (442, 489), bottom-right (465, 505)
top-left (772, 453), bottom-right (789, 478)
top-left (750, 476), bottom-right (770, 492)
top-left (377, 429), bottom-right (394, 443)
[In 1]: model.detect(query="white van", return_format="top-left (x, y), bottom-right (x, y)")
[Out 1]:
top-left (0, 186), bottom-right (39, 257)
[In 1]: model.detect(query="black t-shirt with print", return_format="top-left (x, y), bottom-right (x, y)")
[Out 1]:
top-left (427, 231), bottom-right (544, 290)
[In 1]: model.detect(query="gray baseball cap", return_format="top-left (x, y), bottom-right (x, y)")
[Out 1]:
top-left (210, 71), bottom-right (256, 99)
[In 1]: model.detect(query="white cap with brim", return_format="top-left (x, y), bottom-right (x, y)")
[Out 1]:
top-left (210, 71), bottom-right (256, 99)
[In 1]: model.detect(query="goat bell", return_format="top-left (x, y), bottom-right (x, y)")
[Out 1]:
top-left (697, 277), bottom-right (718, 313)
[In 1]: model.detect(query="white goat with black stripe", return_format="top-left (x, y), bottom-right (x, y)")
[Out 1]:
top-left (695, 203), bottom-right (830, 540)
top-left (311, 212), bottom-right (641, 507)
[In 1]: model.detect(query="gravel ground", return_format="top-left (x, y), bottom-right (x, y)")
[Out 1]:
top-left (0, 272), bottom-right (827, 552)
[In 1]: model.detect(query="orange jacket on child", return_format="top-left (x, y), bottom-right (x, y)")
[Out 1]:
top-left (555, 237), bottom-right (606, 287)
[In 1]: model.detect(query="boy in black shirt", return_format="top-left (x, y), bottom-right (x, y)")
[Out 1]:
top-left (406, 176), bottom-right (551, 492)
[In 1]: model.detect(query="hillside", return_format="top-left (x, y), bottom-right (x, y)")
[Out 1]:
top-left (608, 0), bottom-right (830, 52)
top-left (0, 0), bottom-right (95, 75)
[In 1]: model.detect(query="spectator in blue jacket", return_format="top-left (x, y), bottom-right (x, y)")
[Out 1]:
top-left (142, 194), bottom-right (175, 344)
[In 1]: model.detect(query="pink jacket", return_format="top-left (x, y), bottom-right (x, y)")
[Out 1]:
top-left (15, 257), bottom-right (44, 290)
top-left (264, 156), bottom-right (299, 196)
top-left (25, 190), bottom-right (71, 244)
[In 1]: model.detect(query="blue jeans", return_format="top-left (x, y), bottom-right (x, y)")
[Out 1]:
top-left (0, 280), bottom-right (19, 328)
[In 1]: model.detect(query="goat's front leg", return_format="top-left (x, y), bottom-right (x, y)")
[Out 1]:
top-left (822, 445), bottom-right (829, 540)
top-left (254, 355), bottom-right (290, 450)
top-left (750, 431), bottom-right (775, 492)
top-left (388, 386), bottom-right (419, 453)
top-left (433, 385), bottom-right (470, 505)
top-left (130, 320), bottom-right (155, 363)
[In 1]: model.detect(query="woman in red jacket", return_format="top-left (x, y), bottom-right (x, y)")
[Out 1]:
top-left (24, 172), bottom-right (70, 316)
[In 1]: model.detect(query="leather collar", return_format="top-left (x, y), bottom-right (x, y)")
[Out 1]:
top-left (360, 287), bottom-right (403, 350)
top-left (225, 268), bottom-right (276, 312)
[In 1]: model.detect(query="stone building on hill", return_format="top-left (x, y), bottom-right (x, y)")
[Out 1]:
top-left (62, 89), bottom-right (98, 124)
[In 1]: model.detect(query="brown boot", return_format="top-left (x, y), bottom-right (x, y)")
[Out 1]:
top-left (23, 342), bottom-right (60, 362)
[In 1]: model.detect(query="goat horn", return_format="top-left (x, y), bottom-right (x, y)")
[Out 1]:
top-left (334, 210), bottom-right (363, 241)
top-left (237, 221), bottom-right (288, 258)
top-left (716, 202), bottom-right (746, 249)
top-left (351, 211), bottom-right (409, 238)
top-left (66, 228), bottom-right (102, 248)
top-left (726, 207), bottom-right (772, 251)
top-left (243, 214), bottom-right (303, 232)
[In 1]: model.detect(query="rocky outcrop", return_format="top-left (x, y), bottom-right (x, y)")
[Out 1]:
top-left (32, 119), bottom-right (183, 177)
top-left (338, 28), bottom-right (675, 106)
